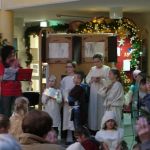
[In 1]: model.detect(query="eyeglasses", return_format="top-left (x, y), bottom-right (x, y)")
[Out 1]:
top-left (66, 66), bottom-right (73, 68)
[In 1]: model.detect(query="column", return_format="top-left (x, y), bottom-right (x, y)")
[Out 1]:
top-left (0, 10), bottom-right (14, 44)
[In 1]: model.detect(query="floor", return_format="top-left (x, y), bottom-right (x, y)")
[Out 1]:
top-left (123, 113), bottom-right (136, 150)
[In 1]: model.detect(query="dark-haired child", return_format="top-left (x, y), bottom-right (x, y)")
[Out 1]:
top-left (68, 72), bottom-right (85, 129)
top-left (67, 127), bottom-right (99, 150)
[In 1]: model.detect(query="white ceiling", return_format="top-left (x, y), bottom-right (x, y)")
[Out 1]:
top-left (14, 0), bottom-right (150, 22)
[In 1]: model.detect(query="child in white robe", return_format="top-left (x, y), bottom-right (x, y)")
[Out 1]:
top-left (103, 69), bottom-right (124, 127)
top-left (42, 75), bottom-right (62, 134)
top-left (86, 54), bottom-right (110, 131)
top-left (95, 111), bottom-right (124, 150)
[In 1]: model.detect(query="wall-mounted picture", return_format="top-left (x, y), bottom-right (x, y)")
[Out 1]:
top-left (82, 35), bottom-right (108, 62)
top-left (84, 42), bottom-right (105, 57)
top-left (30, 63), bottom-right (39, 76)
top-left (49, 43), bottom-right (69, 59)
top-left (46, 35), bottom-right (72, 63)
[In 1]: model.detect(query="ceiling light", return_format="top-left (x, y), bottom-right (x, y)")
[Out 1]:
top-left (109, 7), bottom-right (123, 19)
top-left (40, 21), bottom-right (48, 27)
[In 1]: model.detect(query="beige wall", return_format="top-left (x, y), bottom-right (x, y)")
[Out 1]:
top-left (3, 0), bottom-right (78, 9)
top-left (0, 10), bottom-right (14, 44)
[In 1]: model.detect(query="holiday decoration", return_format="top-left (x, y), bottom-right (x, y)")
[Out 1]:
top-left (77, 17), bottom-right (142, 70)
top-left (77, 17), bottom-right (143, 88)
top-left (118, 39), bottom-right (125, 46)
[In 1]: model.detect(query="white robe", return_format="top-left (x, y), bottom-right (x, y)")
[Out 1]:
top-left (60, 75), bottom-right (75, 131)
top-left (86, 65), bottom-right (110, 130)
top-left (95, 128), bottom-right (124, 150)
top-left (42, 88), bottom-right (62, 127)
top-left (103, 81), bottom-right (124, 127)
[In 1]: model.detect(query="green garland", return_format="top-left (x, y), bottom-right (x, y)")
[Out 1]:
top-left (24, 26), bottom-right (41, 66)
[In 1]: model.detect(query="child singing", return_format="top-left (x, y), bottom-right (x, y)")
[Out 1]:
top-left (42, 75), bottom-right (62, 134)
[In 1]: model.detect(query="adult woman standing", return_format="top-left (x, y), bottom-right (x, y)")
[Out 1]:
top-left (86, 54), bottom-right (110, 132)
top-left (1, 45), bottom-right (22, 117)
top-left (60, 61), bottom-right (76, 144)
top-left (103, 69), bottom-right (124, 127)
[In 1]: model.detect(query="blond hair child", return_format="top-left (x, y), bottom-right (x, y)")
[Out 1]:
top-left (9, 96), bottom-right (29, 139)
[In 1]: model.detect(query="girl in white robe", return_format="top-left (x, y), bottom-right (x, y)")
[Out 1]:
top-left (95, 111), bottom-right (124, 150)
top-left (42, 75), bottom-right (62, 132)
top-left (103, 69), bottom-right (124, 127)
top-left (86, 54), bottom-right (110, 131)
top-left (60, 62), bottom-right (76, 143)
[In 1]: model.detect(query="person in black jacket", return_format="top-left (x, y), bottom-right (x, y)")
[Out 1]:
top-left (68, 72), bottom-right (85, 129)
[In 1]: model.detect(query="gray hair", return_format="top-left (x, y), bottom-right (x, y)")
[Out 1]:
top-left (0, 134), bottom-right (21, 150)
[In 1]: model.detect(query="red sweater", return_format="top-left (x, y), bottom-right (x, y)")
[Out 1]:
top-left (0, 63), bottom-right (4, 76)
top-left (0, 63), bottom-right (21, 96)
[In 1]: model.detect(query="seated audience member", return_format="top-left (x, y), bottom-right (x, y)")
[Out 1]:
top-left (9, 96), bottom-right (29, 139)
top-left (136, 117), bottom-right (150, 150)
top-left (95, 111), bottom-right (124, 150)
top-left (0, 114), bottom-right (10, 133)
top-left (19, 110), bottom-right (64, 150)
top-left (138, 78), bottom-right (147, 109)
top-left (132, 136), bottom-right (141, 150)
top-left (67, 127), bottom-right (99, 150)
top-left (0, 134), bottom-right (21, 150)
top-left (46, 129), bottom-right (58, 144)
top-left (140, 76), bottom-right (150, 113)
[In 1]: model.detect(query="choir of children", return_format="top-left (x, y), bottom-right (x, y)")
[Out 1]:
top-left (1, 51), bottom-right (150, 150)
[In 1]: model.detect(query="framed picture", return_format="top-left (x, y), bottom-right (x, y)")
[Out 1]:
top-left (30, 63), bottom-right (39, 76)
top-left (48, 43), bottom-right (69, 59)
top-left (46, 35), bottom-right (72, 63)
top-left (84, 42), bottom-right (105, 57)
top-left (82, 35), bottom-right (108, 62)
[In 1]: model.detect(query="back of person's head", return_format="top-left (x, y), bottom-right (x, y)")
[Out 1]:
top-left (0, 134), bottom-right (21, 150)
top-left (0, 114), bottom-right (10, 133)
top-left (22, 110), bottom-right (53, 137)
top-left (14, 97), bottom-right (29, 116)
top-left (74, 126), bottom-right (90, 138)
